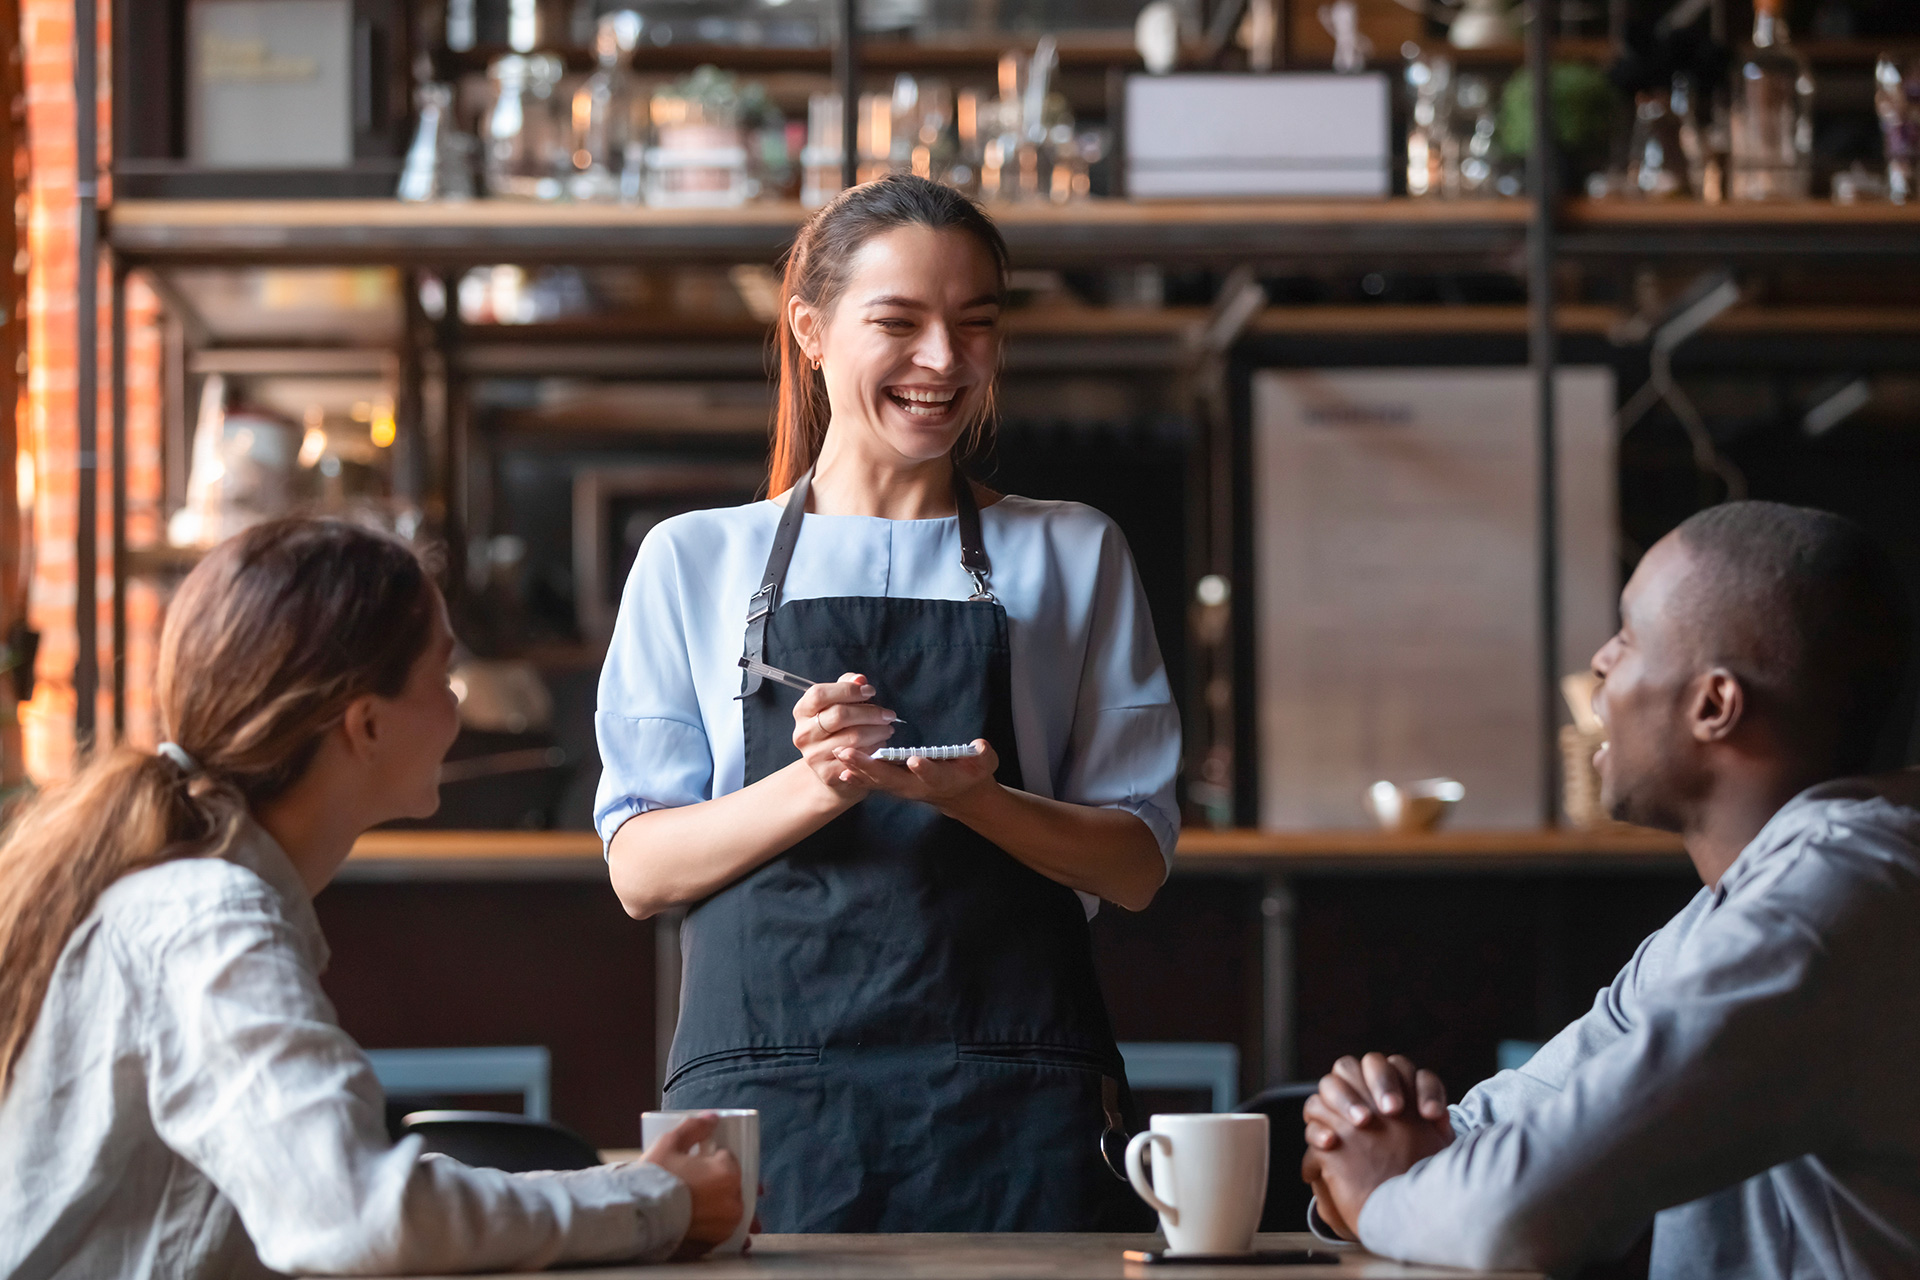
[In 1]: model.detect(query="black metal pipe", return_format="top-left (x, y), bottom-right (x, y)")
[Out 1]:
top-left (1527, 0), bottom-right (1561, 827)
top-left (111, 261), bottom-right (126, 740)
top-left (835, 0), bottom-right (858, 191)
top-left (75, 0), bottom-right (98, 750)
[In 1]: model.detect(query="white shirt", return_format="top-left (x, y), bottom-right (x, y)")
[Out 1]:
top-left (594, 495), bottom-right (1183, 913)
top-left (0, 819), bottom-right (691, 1279)
top-left (1354, 771), bottom-right (1920, 1278)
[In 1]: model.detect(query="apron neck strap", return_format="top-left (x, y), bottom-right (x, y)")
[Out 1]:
top-left (738, 467), bottom-right (813, 698)
top-left (738, 464), bottom-right (993, 697)
top-left (952, 469), bottom-right (995, 602)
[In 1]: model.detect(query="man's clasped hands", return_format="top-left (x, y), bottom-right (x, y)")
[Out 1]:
top-left (1301, 1052), bottom-right (1456, 1241)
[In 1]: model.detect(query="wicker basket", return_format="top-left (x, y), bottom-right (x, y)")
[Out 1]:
top-left (1561, 723), bottom-right (1608, 828)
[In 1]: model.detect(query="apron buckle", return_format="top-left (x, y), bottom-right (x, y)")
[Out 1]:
top-left (966, 567), bottom-right (996, 603)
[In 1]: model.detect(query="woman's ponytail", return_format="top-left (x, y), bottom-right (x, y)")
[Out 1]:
top-left (0, 748), bottom-right (242, 1092)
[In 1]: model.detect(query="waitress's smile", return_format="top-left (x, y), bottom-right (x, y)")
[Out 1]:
top-left (884, 384), bottom-right (966, 422)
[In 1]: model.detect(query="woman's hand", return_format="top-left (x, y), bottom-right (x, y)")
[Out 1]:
top-left (636, 1112), bottom-right (744, 1258)
top-left (834, 739), bottom-right (1000, 810)
top-left (792, 673), bottom-right (900, 797)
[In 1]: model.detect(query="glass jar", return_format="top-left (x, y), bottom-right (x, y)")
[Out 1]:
top-left (484, 53), bottom-right (567, 200)
top-left (646, 66), bottom-right (750, 207)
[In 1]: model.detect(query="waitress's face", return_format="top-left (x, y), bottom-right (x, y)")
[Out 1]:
top-left (796, 224), bottom-right (1003, 465)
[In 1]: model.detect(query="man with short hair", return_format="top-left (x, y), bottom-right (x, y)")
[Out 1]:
top-left (1301, 501), bottom-right (1919, 1278)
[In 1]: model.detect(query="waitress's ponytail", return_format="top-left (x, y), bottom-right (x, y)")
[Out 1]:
top-left (770, 175), bottom-right (1010, 496)
top-left (0, 518), bottom-right (438, 1096)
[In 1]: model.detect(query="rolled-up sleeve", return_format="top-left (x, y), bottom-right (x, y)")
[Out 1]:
top-left (1055, 518), bottom-right (1182, 876)
top-left (594, 527), bottom-right (716, 848)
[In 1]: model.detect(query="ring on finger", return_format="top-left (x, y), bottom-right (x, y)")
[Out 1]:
top-left (813, 712), bottom-right (823, 736)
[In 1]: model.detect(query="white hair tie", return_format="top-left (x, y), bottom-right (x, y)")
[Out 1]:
top-left (156, 742), bottom-right (201, 775)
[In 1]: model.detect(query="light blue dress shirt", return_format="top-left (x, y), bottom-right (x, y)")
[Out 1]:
top-left (1352, 770), bottom-right (1920, 1278)
top-left (594, 494), bottom-right (1183, 913)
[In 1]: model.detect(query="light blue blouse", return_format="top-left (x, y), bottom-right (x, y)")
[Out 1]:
top-left (593, 494), bottom-right (1183, 913)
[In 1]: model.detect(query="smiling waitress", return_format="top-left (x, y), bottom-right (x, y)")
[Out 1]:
top-left (594, 175), bottom-right (1181, 1233)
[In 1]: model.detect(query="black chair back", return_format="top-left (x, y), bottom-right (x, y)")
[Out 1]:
top-left (1236, 1083), bottom-right (1318, 1233)
top-left (401, 1110), bottom-right (601, 1173)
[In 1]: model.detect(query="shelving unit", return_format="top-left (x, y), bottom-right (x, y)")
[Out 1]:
top-left (83, 1), bottom-right (1920, 815)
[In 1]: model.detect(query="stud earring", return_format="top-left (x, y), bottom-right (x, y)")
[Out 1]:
top-left (811, 356), bottom-right (821, 371)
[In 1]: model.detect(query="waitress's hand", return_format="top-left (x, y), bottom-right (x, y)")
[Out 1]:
top-left (834, 738), bottom-right (1000, 809)
top-left (792, 673), bottom-right (900, 796)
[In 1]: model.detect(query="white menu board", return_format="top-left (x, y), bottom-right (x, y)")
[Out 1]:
top-left (190, 0), bottom-right (352, 168)
top-left (1252, 367), bottom-right (1617, 829)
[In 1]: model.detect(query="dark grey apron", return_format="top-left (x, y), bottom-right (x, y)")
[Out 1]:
top-left (662, 468), bottom-right (1146, 1232)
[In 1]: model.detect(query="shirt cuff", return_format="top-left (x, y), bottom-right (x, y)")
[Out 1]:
top-left (1353, 1173), bottom-right (1412, 1260)
top-left (1106, 796), bottom-right (1179, 879)
top-left (543, 1161), bottom-right (692, 1264)
top-left (595, 798), bottom-right (656, 854)
top-left (1306, 1196), bottom-right (1354, 1245)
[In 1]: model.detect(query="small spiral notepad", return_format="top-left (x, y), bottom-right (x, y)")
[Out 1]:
top-left (870, 744), bottom-right (983, 763)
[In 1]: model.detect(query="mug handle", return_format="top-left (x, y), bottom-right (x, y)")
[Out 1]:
top-left (1124, 1131), bottom-right (1177, 1224)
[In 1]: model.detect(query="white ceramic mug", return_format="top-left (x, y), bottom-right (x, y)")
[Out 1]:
top-left (640, 1108), bottom-right (759, 1255)
top-left (1124, 1113), bottom-right (1270, 1255)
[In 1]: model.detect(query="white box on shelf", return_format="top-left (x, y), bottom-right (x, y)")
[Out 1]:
top-left (189, 0), bottom-right (353, 169)
top-left (1125, 72), bottom-right (1392, 199)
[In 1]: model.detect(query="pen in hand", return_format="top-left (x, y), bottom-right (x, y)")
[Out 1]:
top-left (737, 658), bottom-right (909, 725)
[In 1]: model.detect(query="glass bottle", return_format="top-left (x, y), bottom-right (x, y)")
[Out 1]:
top-left (1875, 56), bottom-right (1919, 205)
top-left (1447, 74), bottom-right (1498, 198)
top-left (568, 11), bottom-right (644, 202)
top-left (1404, 54), bottom-right (1452, 198)
top-left (1625, 86), bottom-right (1691, 199)
top-left (1729, 0), bottom-right (1814, 201)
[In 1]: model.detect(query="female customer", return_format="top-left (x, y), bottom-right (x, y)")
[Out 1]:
top-left (596, 174), bottom-right (1182, 1232)
top-left (0, 518), bottom-right (742, 1279)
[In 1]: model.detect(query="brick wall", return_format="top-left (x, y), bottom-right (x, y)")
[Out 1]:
top-left (21, 0), bottom-right (162, 778)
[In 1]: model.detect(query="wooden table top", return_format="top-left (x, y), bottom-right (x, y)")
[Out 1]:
top-left (353, 1233), bottom-right (1539, 1279)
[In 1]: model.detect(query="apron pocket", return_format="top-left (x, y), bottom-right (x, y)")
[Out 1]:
top-left (664, 1046), bottom-right (820, 1094)
top-left (954, 1042), bottom-right (1115, 1073)
top-left (949, 1044), bottom-right (1145, 1230)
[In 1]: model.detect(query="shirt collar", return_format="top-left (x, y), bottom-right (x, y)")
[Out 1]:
top-left (226, 816), bottom-right (332, 973)
top-left (1712, 769), bottom-right (1920, 903)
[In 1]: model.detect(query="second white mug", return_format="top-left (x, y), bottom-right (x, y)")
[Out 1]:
top-left (639, 1108), bottom-right (759, 1255)
top-left (1124, 1113), bottom-right (1270, 1255)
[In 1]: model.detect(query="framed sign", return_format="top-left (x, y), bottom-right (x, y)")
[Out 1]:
top-left (1251, 367), bottom-right (1617, 829)
top-left (573, 462), bottom-right (765, 643)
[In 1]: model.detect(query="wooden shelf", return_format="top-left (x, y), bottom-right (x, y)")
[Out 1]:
top-left (106, 198), bottom-right (1920, 270)
top-left (333, 825), bottom-right (1689, 882)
